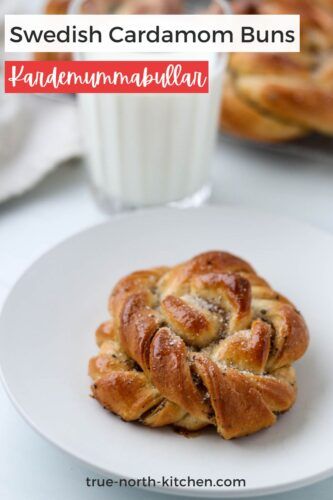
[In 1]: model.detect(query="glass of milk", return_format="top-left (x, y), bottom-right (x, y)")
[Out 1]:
top-left (74, 0), bottom-right (231, 211)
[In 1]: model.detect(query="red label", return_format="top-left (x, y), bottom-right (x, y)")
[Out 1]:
top-left (4, 60), bottom-right (209, 94)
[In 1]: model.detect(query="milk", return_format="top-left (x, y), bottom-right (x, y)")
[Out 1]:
top-left (78, 53), bottom-right (226, 209)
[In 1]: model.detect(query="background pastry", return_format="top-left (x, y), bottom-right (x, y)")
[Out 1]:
top-left (221, 0), bottom-right (333, 142)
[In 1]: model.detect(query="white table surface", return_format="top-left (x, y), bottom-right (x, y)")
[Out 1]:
top-left (0, 137), bottom-right (333, 500)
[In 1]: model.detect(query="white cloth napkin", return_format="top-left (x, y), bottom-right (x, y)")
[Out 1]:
top-left (0, 0), bottom-right (82, 203)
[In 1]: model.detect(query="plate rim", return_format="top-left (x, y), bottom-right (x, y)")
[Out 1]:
top-left (1, 205), bottom-right (333, 498)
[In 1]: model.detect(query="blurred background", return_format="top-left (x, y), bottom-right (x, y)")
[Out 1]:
top-left (1, 1), bottom-right (333, 499)
top-left (1, 0), bottom-right (333, 209)
top-left (1, 0), bottom-right (333, 314)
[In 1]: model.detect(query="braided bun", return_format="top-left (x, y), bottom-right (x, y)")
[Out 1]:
top-left (89, 251), bottom-right (309, 439)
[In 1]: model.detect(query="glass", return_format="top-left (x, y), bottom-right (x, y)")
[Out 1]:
top-left (73, 0), bottom-right (231, 212)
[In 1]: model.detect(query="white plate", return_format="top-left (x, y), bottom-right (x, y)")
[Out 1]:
top-left (0, 206), bottom-right (332, 498)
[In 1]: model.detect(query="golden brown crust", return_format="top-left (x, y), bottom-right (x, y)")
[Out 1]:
top-left (119, 292), bottom-right (162, 371)
top-left (95, 320), bottom-right (115, 346)
top-left (221, 0), bottom-right (333, 142)
top-left (191, 272), bottom-right (252, 333)
top-left (150, 327), bottom-right (212, 422)
top-left (193, 356), bottom-right (277, 439)
top-left (213, 319), bottom-right (272, 374)
top-left (89, 251), bottom-right (309, 439)
top-left (92, 371), bottom-right (163, 421)
top-left (160, 295), bottom-right (221, 348)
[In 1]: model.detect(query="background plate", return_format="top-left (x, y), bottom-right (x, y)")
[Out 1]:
top-left (0, 206), bottom-right (332, 498)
